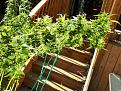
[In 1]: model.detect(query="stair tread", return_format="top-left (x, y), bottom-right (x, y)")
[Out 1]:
top-left (36, 60), bottom-right (86, 81)
top-left (44, 65), bottom-right (86, 81)
top-left (38, 53), bottom-right (88, 76)
top-left (60, 47), bottom-right (93, 63)
top-left (40, 78), bottom-right (73, 91)
top-left (48, 53), bottom-right (88, 67)
top-left (26, 72), bottom-right (73, 91)
top-left (67, 47), bottom-right (93, 56)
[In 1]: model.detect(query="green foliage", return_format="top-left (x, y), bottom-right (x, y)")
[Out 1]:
top-left (0, 0), bottom-right (111, 90)
top-left (4, 0), bottom-right (20, 21)
top-left (19, 0), bottom-right (31, 14)
top-left (0, 0), bottom-right (32, 90)
top-left (88, 13), bottom-right (111, 48)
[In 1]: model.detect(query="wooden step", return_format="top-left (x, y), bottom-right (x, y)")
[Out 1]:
top-left (33, 55), bottom-right (88, 76)
top-left (60, 47), bottom-right (93, 63)
top-left (44, 53), bottom-right (88, 76)
top-left (23, 72), bottom-right (73, 91)
top-left (32, 61), bottom-right (85, 90)
top-left (48, 53), bottom-right (88, 67)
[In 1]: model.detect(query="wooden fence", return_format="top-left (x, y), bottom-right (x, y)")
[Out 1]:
top-left (30, 0), bottom-right (77, 21)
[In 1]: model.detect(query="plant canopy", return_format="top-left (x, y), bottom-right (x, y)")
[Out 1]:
top-left (0, 0), bottom-right (111, 90)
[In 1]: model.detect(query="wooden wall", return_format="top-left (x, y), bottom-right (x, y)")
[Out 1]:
top-left (30, 0), bottom-right (76, 21)
top-left (88, 42), bottom-right (121, 91)
top-left (88, 0), bottom-right (121, 91)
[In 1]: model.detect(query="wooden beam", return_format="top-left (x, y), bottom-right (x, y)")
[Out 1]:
top-left (83, 48), bottom-right (99, 91)
top-left (29, 0), bottom-right (48, 21)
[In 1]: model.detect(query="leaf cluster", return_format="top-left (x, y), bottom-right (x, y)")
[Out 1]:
top-left (0, 0), bottom-right (32, 90)
top-left (88, 13), bottom-right (111, 48)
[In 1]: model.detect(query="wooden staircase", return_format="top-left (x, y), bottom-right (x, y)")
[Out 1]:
top-left (19, 1), bottom-right (99, 91)
top-left (19, 47), bottom-right (94, 91)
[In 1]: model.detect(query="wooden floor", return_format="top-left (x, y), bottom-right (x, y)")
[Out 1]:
top-left (88, 41), bottom-right (121, 91)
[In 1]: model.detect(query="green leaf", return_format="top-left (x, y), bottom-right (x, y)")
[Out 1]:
top-left (111, 20), bottom-right (121, 26)
top-left (2, 32), bottom-right (7, 36)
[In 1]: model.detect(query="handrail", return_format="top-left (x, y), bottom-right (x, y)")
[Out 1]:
top-left (29, 0), bottom-right (48, 21)
top-left (83, 48), bottom-right (99, 91)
